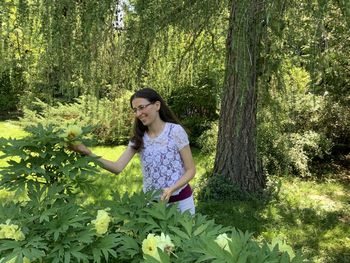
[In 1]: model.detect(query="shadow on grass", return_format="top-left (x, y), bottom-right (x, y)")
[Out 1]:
top-left (271, 199), bottom-right (350, 263)
top-left (197, 199), bottom-right (269, 235)
top-left (196, 176), bottom-right (350, 263)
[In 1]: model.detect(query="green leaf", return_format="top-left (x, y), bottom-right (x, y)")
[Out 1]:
top-left (71, 251), bottom-right (89, 262)
top-left (280, 252), bottom-right (291, 263)
top-left (193, 222), bottom-right (210, 236)
top-left (117, 235), bottom-right (140, 257)
top-left (179, 217), bottom-right (193, 237)
top-left (0, 240), bottom-right (21, 252)
top-left (158, 248), bottom-right (171, 263)
top-left (22, 247), bottom-right (46, 259)
top-left (64, 252), bottom-right (71, 263)
top-left (143, 205), bottom-right (166, 220)
top-left (168, 226), bottom-right (190, 239)
top-left (143, 255), bottom-right (159, 262)
top-left (195, 254), bottom-right (217, 262)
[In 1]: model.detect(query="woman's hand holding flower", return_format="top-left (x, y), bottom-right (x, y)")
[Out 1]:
top-left (70, 143), bottom-right (92, 156)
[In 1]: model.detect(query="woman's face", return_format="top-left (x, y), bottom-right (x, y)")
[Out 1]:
top-left (131, 97), bottom-right (160, 126)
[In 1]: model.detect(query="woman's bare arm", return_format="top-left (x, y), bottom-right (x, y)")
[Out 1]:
top-left (71, 144), bottom-right (136, 174)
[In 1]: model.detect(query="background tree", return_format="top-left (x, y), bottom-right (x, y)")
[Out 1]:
top-left (213, 0), bottom-right (267, 192)
top-left (1, 0), bottom-right (349, 184)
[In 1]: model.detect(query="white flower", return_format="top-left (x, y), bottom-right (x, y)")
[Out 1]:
top-left (0, 221), bottom-right (25, 241)
top-left (155, 233), bottom-right (174, 254)
top-left (215, 233), bottom-right (231, 253)
top-left (91, 210), bottom-right (111, 235)
top-left (142, 233), bottom-right (175, 260)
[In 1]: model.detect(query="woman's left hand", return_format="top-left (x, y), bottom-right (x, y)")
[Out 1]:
top-left (161, 187), bottom-right (175, 202)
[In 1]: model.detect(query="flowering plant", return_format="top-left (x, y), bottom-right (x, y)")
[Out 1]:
top-left (59, 124), bottom-right (83, 145)
top-left (0, 124), bottom-right (307, 262)
top-left (142, 234), bottom-right (160, 261)
top-left (142, 233), bottom-right (174, 261)
top-left (0, 220), bottom-right (25, 241)
top-left (0, 124), bottom-right (99, 191)
top-left (215, 233), bottom-right (231, 253)
top-left (61, 124), bottom-right (82, 139)
top-left (91, 209), bottom-right (111, 235)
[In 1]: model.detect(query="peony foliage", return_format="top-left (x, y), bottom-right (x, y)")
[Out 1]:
top-left (0, 124), bottom-right (308, 262)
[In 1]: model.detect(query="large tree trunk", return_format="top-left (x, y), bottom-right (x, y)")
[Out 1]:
top-left (214, 0), bottom-right (266, 192)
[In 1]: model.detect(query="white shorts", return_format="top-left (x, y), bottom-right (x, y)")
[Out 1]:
top-left (172, 195), bottom-right (195, 215)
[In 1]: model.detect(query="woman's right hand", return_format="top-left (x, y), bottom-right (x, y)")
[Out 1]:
top-left (70, 143), bottom-right (92, 156)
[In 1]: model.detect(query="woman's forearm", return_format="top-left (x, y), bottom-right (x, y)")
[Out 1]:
top-left (89, 154), bottom-right (122, 174)
top-left (88, 146), bottom-right (136, 175)
top-left (171, 168), bottom-right (196, 192)
top-left (161, 168), bottom-right (195, 201)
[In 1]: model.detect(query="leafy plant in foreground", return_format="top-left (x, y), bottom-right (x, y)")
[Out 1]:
top-left (0, 124), bottom-right (98, 195)
top-left (0, 124), bottom-right (308, 262)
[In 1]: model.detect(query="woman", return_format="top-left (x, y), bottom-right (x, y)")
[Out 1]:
top-left (71, 88), bottom-right (196, 214)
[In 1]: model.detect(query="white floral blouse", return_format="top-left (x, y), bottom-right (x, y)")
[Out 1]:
top-left (139, 122), bottom-right (189, 194)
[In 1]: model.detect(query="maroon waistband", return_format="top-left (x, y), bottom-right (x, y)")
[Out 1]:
top-left (168, 184), bottom-right (192, 203)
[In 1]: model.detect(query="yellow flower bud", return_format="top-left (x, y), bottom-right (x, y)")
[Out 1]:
top-left (0, 256), bottom-right (30, 263)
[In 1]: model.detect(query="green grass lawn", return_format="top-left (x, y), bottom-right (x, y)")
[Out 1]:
top-left (0, 121), bottom-right (349, 263)
top-left (197, 177), bottom-right (350, 263)
top-left (0, 121), bottom-right (28, 139)
top-left (0, 121), bottom-right (28, 168)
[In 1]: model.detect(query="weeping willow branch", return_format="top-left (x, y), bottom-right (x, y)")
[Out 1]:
top-left (176, 25), bottom-right (205, 74)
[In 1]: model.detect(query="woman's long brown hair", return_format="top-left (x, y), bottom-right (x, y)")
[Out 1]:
top-left (130, 88), bottom-right (180, 151)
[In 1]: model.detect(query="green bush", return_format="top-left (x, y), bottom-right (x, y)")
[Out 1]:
top-left (257, 121), bottom-right (291, 177)
top-left (257, 64), bottom-right (333, 177)
top-left (196, 121), bottom-right (218, 156)
top-left (258, 124), bottom-right (332, 178)
top-left (320, 100), bottom-right (350, 154)
top-left (0, 124), bottom-right (308, 262)
top-left (168, 77), bottom-right (219, 145)
top-left (19, 92), bottom-right (133, 145)
top-left (196, 173), bottom-right (248, 202)
top-left (287, 131), bottom-right (332, 177)
top-left (0, 69), bottom-right (21, 113)
top-left (0, 124), bottom-right (99, 193)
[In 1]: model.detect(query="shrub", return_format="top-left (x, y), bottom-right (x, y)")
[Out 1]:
top-left (196, 121), bottom-right (218, 156)
top-left (320, 100), bottom-right (350, 154)
top-left (257, 64), bottom-right (333, 177)
top-left (287, 131), bottom-right (332, 177)
top-left (0, 124), bottom-right (98, 193)
top-left (258, 123), bottom-right (332, 177)
top-left (168, 77), bottom-right (219, 145)
top-left (0, 124), bottom-right (308, 262)
top-left (195, 173), bottom-right (248, 201)
top-left (0, 69), bottom-right (20, 113)
top-left (19, 92), bottom-right (133, 145)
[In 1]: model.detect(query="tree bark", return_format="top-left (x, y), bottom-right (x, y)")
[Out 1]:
top-left (214, 0), bottom-right (266, 192)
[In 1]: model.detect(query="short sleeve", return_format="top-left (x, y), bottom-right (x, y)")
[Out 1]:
top-left (172, 124), bottom-right (189, 150)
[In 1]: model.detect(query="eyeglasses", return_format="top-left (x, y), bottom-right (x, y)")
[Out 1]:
top-left (132, 103), bottom-right (153, 114)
